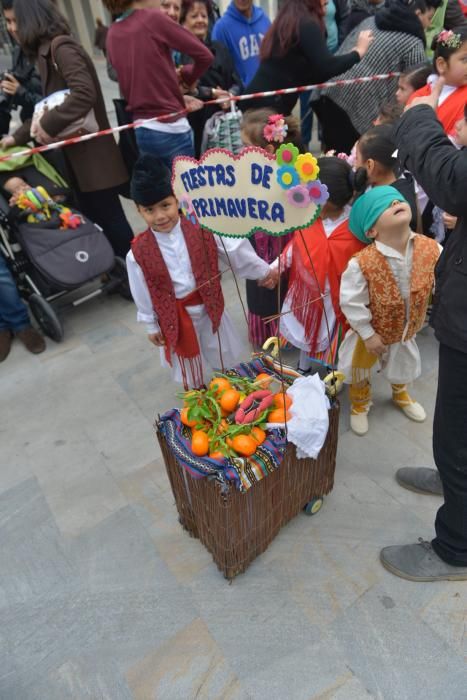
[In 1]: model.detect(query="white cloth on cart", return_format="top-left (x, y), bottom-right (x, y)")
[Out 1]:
top-left (269, 374), bottom-right (330, 460)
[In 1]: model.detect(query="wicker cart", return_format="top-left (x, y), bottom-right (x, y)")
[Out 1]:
top-left (156, 401), bottom-right (339, 580)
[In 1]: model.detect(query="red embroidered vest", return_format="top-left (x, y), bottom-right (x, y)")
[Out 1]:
top-left (131, 217), bottom-right (224, 350)
top-left (356, 235), bottom-right (439, 345)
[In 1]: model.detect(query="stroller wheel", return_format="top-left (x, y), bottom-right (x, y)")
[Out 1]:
top-left (110, 256), bottom-right (132, 300)
top-left (28, 293), bottom-right (64, 342)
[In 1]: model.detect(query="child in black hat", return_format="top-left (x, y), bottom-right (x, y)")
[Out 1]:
top-left (126, 155), bottom-right (276, 389)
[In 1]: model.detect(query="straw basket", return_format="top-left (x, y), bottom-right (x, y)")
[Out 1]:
top-left (156, 401), bottom-right (339, 579)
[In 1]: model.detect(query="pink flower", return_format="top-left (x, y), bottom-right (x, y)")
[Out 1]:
top-left (286, 185), bottom-right (311, 208)
top-left (263, 124), bottom-right (276, 142)
top-left (268, 113), bottom-right (285, 125)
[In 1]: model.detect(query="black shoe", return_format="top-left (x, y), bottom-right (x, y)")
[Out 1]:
top-left (0, 329), bottom-right (12, 361)
top-left (16, 326), bottom-right (46, 354)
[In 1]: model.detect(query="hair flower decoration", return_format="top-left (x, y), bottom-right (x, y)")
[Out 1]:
top-left (179, 195), bottom-right (197, 225)
top-left (307, 180), bottom-right (329, 205)
top-left (294, 153), bottom-right (319, 182)
top-left (277, 165), bottom-right (300, 189)
top-left (437, 30), bottom-right (462, 49)
top-left (286, 185), bottom-right (311, 208)
top-left (263, 114), bottom-right (288, 143)
top-left (276, 142), bottom-right (299, 167)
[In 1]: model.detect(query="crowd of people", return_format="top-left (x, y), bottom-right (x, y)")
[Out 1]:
top-left (0, 0), bottom-right (466, 582)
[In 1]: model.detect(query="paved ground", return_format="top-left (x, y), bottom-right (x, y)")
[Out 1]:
top-left (1, 59), bottom-right (467, 700)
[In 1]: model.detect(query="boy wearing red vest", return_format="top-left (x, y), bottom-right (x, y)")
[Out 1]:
top-left (338, 186), bottom-right (441, 436)
top-left (126, 155), bottom-right (275, 389)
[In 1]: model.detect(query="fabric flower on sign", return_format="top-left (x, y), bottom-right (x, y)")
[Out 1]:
top-left (277, 165), bottom-right (300, 189)
top-left (276, 143), bottom-right (299, 167)
top-left (307, 180), bottom-right (329, 205)
top-left (295, 153), bottom-right (319, 182)
top-left (286, 185), bottom-right (310, 208)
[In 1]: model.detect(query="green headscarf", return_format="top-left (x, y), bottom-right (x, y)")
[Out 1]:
top-left (349, 186), bottom-right (408, 244)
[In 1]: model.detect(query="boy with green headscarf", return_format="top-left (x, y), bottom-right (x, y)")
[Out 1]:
top-left (338, 185), bottom-right (441, 436)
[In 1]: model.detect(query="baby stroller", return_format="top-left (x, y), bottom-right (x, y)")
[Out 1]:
top-left (0, 149), bottom-right (129, 342)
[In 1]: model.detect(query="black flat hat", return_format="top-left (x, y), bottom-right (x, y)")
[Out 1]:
top-left (130, 154), bottom-right (174, 206)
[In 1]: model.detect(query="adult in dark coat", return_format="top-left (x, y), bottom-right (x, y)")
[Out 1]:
top-left (7, 0), bottom-right (133, 258)
top-left (380, 79), bottom-right (467, 581)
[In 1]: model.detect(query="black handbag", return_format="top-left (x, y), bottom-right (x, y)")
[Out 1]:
top-left (113, 98), bottom-right (139, 179)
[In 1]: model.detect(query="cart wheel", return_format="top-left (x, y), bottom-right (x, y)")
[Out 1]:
top-left (304, 497), bottom-right (323, 516)
top-left (28, 293), bottom-right (64, 342)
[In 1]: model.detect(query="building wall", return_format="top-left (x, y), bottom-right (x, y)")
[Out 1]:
top-left (57, 0), bottom-right (110, 55)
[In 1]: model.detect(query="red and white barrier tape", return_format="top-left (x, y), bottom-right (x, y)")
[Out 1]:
top-left (0, 72), bottom-right (400, 163)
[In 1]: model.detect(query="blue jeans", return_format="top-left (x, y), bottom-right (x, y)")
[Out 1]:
top-left (0, 252), bottom-right (30, 332)
top-left (135, 127), bottom-right (194, 169)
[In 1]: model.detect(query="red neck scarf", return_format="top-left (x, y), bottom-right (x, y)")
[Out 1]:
top-left (408, 84), bottom-right (467, 136)
top-left (131, 219), bottom-right (224, 389)
top-left (288, 217), bottom-right (365, 355)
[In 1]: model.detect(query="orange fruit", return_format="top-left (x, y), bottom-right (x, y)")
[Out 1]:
top-left (231, 434), bottom-right (257, 457)
top-left (255, 372), bottom-right (273, 388)
top-left (272, 392), bottom-right (293, 410)
top-left (181, 406), bottom-right (197, 427)
top-left (208, 450), bottom-right (225, 460)
top-left (209, 377), bottom-right (231, 395)
top-left (220, 388), bottom-right (240, 413)
top-left (191, 430), bottom-right (209, 456)
top-left (268, 408), bottom-right (291, 423)
top-left (251, 426), bottom-right (266, 445)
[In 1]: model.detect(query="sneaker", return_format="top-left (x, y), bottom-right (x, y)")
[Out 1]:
top-left (350, 411), bottom-right (369, 436)
top-left (16, 326), bottom-right (45, 354)
top-left (0, 329), bottom-right (12, 362)
top-left (396, 467), bottom-right (443, 496)
top-left (380, 539), bottom-right (467, 582)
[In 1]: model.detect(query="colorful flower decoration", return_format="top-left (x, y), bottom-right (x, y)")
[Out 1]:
top-left (295, 153), bottom-right (319, 182)
top-left (277, 165), bottom-right (300, 189)
top-left (437, 30), bottom-right (462, 48)
top-left (307, 180), bottom-right (329, 205)
top-left (263, 114), bottom-right (288, 144)
top-left (179, 195), bottom-right (197, 225)
top-left (286, 185), bottom-right (310, 208)
top-left (276, 142), bottom-right (299, 167)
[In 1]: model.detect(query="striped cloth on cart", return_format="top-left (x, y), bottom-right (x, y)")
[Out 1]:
top-left (158, 358), bottom-right (293, 492)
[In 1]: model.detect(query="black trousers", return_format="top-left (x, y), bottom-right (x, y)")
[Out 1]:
top-left (77, 187), bottom-right (133, 259)
top-left (432, 343), bottom-right (467, 566)
top-left (312, 96), bottom-right (360, 155)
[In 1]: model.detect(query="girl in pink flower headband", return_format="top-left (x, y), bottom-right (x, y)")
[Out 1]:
top-left (240, 108), bottom-right (304, 347)
top-left (407, 26), bottom-right (467, 138)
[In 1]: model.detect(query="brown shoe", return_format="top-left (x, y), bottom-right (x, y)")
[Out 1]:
top-left (16, 326), bottom-right (46, 354)
top-left (0, 329), bottom-right (12, 361)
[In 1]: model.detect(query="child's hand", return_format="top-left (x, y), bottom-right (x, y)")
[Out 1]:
top-left (148, 332), bottom-right (165, 347)
top-left (258, 269), bottom-right (278, 289)
top-left (364, 333), bottom-right (387, 357)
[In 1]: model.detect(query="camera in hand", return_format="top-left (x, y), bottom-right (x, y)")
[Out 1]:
top-left (0, 72), bottom-right (16, 107)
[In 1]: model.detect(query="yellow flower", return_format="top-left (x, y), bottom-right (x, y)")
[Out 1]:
top-left (295, 153), bottom-right (319, 182)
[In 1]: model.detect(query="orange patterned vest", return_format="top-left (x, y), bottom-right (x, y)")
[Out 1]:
top-left (356, 235), bottom-right (439, 345)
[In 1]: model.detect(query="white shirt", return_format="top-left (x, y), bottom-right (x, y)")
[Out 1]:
top-left (126, 219), bottom-right (270, 334)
